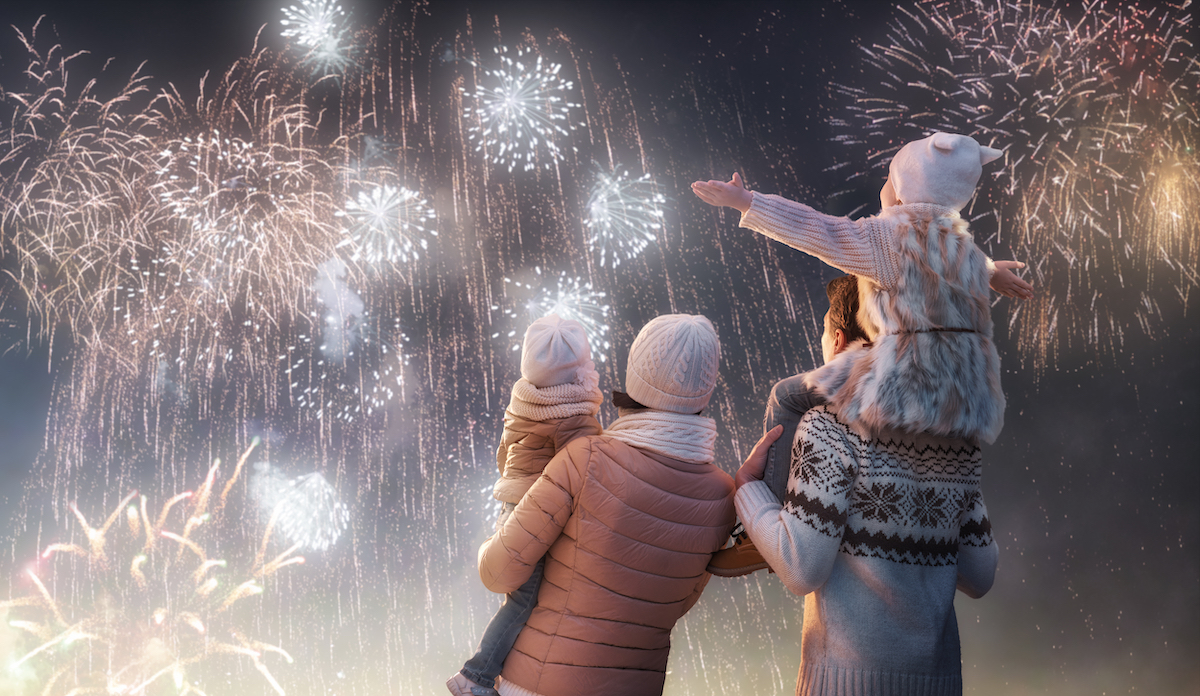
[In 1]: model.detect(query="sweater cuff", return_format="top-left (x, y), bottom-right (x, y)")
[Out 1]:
top-left (735, 480), bottom-right (782, 522)
top-left (738, 190), bottom-right (774, 231)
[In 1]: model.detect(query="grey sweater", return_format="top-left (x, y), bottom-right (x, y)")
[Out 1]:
top-left (735, 406), bottom-right (998, 696)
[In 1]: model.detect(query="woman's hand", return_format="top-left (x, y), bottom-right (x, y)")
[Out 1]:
top-left (990, 260), bottom-right (1033, 299)
top-left (691, 172), bottom-right (754, 214)
top-left (735, 425), bottom-right (783, 490)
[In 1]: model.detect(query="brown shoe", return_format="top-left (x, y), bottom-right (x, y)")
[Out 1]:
top-left (707, 522), bottom-right (772, 577)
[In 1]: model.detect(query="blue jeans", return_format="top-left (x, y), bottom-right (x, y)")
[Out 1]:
top-left (462, 507), bottom-right (545, 688)
top-left (762, 373), bottom-right (824, 501)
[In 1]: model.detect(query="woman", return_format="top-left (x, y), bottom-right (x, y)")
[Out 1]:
top-left (477, 314), bottom-right (736, 696)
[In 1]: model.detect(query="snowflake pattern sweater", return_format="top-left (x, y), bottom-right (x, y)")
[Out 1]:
top-left (736, 406), bottom-right (998, 696)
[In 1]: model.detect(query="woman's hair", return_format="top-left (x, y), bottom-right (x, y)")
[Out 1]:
top-left (826, 275), bottom-right (870, 344)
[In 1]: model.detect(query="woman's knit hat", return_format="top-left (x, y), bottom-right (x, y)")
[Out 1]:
top-left (521, 314), bottom-right (593, 388)
top-left (885, 132), bottom-right (1003, 211)
top-left (625, 314), bottom-right (720, 414)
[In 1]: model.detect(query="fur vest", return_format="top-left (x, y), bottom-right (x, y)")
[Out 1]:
top-left (801, 206), bottom-right (1005, 444)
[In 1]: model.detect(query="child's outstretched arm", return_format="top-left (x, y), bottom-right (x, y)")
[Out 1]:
top-left (691, 172), bottom-right (753, 213)
top-left (990, 260), bottom-right (1034, 299)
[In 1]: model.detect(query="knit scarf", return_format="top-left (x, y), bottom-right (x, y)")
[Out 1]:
top-left (507, 373), bottom-right (602, 421)
top-left (604, 410), bottom-right (717, 464)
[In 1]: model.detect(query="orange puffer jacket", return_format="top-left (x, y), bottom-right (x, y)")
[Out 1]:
top-left (478, 434), bottom-right (735, 696)
top-left (493, 411), bottom-right (602, 505)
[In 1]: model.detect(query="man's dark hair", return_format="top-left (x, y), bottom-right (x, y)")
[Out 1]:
top-left (826, 275), bottom-right (870, 344)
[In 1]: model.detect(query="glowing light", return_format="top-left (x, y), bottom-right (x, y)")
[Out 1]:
top-left (280, 0), bottom-right (355, 76)
top-left (251, 463), bottom-right (350, 552)
top-left (586, 169), bottom-right (666, 268)
top-left (461, 46), bottom-right (581, 172)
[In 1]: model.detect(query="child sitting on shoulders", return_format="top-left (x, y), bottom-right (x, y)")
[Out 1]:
top-left (448, 314), bottom-right (602, 696)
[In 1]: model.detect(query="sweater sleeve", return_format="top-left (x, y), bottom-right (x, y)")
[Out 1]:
top-left (735, 411), bottom-right (855, 597)
top-left (478, 441), bottom-right (583, 594)
top-left (739, 191), bottom-right (898, 289)
top-left (956, 490), bottom-right (999, 598)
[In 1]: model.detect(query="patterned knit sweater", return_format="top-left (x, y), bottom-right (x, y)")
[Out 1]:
top-left (736, 406), bottom-right (998, 696)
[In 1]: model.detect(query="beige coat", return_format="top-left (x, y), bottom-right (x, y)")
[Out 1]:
top-left (478, 434), bottom-right (735, 696)
top-left (493, 411), bottom-right (602, 504)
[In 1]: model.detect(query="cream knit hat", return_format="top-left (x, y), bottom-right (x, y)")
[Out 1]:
top-left (886, 132), bottom-right (1003, 211)
top-left (625, 314), bottom-right (720, 414)
top-left (521, 314), bottom-right (593, 388)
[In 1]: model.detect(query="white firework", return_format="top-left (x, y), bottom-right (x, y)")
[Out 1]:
top-left (280, 0), bottom-right (346, 47)
top-left (251, 462), bottom-right (351, 552)
top-left (461, 46), bottom-right (581, 172)
top-left (496, 270), bottom-right (611, 360)
top-left (335, 185), bottom-right (437, 269)
top-left (280, 0), bottom-right (356, 76)
top-left (586, 170), bottom-right (666, 267)
top-left (286, 316), bottom-right (411, 422)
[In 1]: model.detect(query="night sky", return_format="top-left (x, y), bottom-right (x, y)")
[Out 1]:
top-left (0, 1), bottom-right (1197, 695)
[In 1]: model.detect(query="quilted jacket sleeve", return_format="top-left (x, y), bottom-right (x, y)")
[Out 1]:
top-left (479, 438), bottom-right (590, 594)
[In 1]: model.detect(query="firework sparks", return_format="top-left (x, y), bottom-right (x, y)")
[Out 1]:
top-left (586, 169), bottom-right (667, 268)
top-left (335, 185), bottom-right (438, 270)
top-left (496, 271), bottom-right (611, 360)
top-left (250, 463), bottom-right (350, 552)
top-left (0, 441), bottom-right (302, 695)
top-left (461, 46), bottom-right (582, 172)
top-left (830, 0), bottom-right (1199, 367)
top-left (280, 0), bottom-right (355, 76)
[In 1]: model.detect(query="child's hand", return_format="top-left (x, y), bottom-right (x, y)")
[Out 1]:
top-left (691, 172), bottom-right (754, 214)
top-left (735, 425), bottom-right (783, 490)
top-left (990, 261), bottom-right (1033, 299)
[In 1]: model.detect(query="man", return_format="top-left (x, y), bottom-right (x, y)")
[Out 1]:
top-left (477, 314), bottom-right (736, 696)
top-left (729, 279), bottom-right (1000, 694)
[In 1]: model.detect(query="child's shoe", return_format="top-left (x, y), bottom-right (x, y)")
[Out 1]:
top-left (446, 672), bottom-right (500, 696)
top-left (706, 522), bottom-right (771, 577)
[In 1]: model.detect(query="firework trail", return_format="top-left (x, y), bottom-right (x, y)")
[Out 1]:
top-left (830, 0), bottom-right (1199, 368)
top-left (586, 169), bottom-right (667, 268)
top-left (250, 462), bottom-right (350, 552)
top-left (461, 46), bottom-right (582, 172)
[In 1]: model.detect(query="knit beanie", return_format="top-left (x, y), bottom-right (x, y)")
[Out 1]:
top-left (521, 314), bottom-right (593, 388)
top-left (624, 314), bottom-right (720, 414)
top-left (886, 132), bottom-right (1003, 211)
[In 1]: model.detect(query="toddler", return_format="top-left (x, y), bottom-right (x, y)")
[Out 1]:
top-left (447, 314), bottom-right (602, 696)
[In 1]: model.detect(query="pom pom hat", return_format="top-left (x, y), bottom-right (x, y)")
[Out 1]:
top-left (883, 132), bottom-right (1003, 211)
top-left (625, 314), bottom-right (720, 414)
top-left (521, 314), bottom-right (593, 388)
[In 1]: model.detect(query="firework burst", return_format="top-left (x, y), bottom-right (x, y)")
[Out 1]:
top-left (586, 169), bottom-right (666, 268)
top-left (830, 0), bottom-right (1199, 367)
top-left (461, 46), bottom-right (582, 172)
top-left (335, 185), bottom-right (438, 271)
top-left (495, 271), bottom-right (611, 359)
top-left (0, 441), bottom-right (303, 695)
top-left (280, 0), bottom-right (356, 76)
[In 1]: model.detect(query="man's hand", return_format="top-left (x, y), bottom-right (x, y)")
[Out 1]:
top-left (691, 172), bottom-right (754, 214)
top-left (990, 260), bottom-right (1033, 300)
top-left (735, 425), bottom-right (783, 490)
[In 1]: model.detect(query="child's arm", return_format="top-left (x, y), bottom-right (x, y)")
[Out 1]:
top-left (693, 173), bottom-right (893, 287)
top-left (989, 260), bottom-right (1034, 299)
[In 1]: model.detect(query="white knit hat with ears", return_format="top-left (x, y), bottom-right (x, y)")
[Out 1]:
top-left (887, 132), bottom-right (1004, 211)
top-left (521, 314), bottom-right (594, 388)
top-left (625, 314), bottom-right (720, 414)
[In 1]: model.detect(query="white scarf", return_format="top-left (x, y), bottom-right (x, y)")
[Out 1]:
top-left (604, 410), bottom-right (717, 464)
top-left (507, 376), bottom-right (602, 421)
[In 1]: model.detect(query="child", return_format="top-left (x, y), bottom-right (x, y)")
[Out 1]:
top-left (696, 132), bottom-right (1030, 574)
top-left (693, 131), bottom-right (1030, 444)
top-left (448, 314), bottom-right (602, 696)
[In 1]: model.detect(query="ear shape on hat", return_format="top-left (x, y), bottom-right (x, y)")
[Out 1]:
top-left (980, 145), bottom-right (1003, 165)
top-left (931, 132), bottom-right (958, 152)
